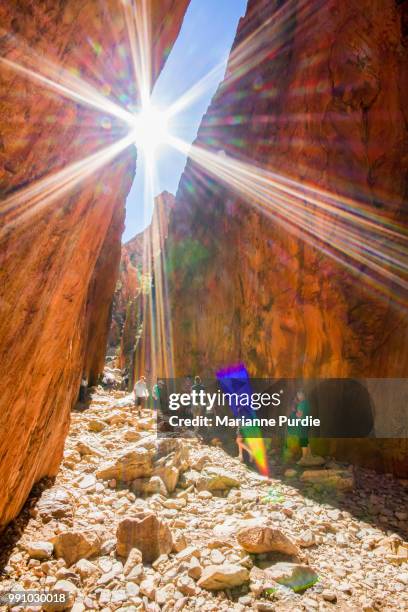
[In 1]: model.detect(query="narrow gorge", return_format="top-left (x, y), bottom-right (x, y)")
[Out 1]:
top-left (0, 0), bottom-right (407, 610)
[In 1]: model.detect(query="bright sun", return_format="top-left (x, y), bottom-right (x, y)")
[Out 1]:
top-left (130, 103), bottom-right (170, 157)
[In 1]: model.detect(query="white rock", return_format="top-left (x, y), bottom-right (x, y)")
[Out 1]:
top-left (24, 541), bottom-right (53, 560)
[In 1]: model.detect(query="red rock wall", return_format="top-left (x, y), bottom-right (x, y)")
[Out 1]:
top-left (0, 0), bottom-right (189, 530)
top-left (83, 196), bottom-right (125, 386)
top-left (109, 191), bottom-right (175, 380)
top-left (168, 0), bottom-right (408, 473)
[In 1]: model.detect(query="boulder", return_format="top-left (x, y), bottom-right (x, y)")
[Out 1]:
top-left (140, 576), bottom-right (158, 599)
top-left (130, 476), bottom-right (167, 496)
top-left (137, 417), bottom-right (154, 431)
top-left (155, 438), bottom-right (182, 458)
top-left (177, 574), bottom-right (197, 596)
top-left (179, 469), bottom-right (200, 488)
top-left (54, 529), bottom-right (102, 566)
top-left (300, 468), bottom-right (354, 491)
top-left (104, 410), bottom-right (126, 425)
top-left (126, 564), bottom-right (144, 583)
top-left (153, 465), bottom-right (180, 493)
top-left (124, 430), bottom-right (142, 442)
top-left (96, 447), bottom-right (153, 482)
top-left (24, 540), bottom-right (53, 560)
top-left (97, 560), bottom-right (124, 586)
top-left (44, 580), bottom-right (77, 610)
top-left (188, 557), bottom-right (203, 580)
top-left (297, 530), bottom-right (316, 548)
top-left (116, 512), bottom-right (173, 562)
top-left (123, 548), bottom-right (143, 575)
top-left (75, 438), bottom-right (105, 457)
top-left (87, 419), bottom-right (106, 432)
top-left (213, 517), bottom-right (242, 539)
top-left (197, 564), bottom-right (250, 590)
top-left (237, 524), bottom-right (300, 556)
top-left (252, 562), bottom-right (319, 592)
top-left (74, 558), bottom-right (100, 580)
top-left (36, 487), bottom-right (75, 522)
top-left (196, 467), bottom-right (240, 491)
top-left (172, 530), bottom-right (188, 553)
top-left (77, 474), bottom-right (97, 490)
top-left (175, 546), bottom-right (201, 562)
top-left (63, 449), bottom-right (81, 467)
top-left (187, 449), bottom-right (211, 471)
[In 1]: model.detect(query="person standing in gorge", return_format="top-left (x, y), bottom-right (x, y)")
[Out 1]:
top-left (287, 390), bottom-right (325, 466)
top-left (122, 367), bottom-right (129, 391)
top-left (79, 374), bottom-right (88, 403)
top-left (191, 375), bottom-right (206, 435)
top-left (191, 375), bottom-right (206, 411)
top-left (182, 375), bottom-right (194, 418)
top-left (133, 375), bottom-right (149, 416)
top-left (236, 430), bottom-right (255, 465)
top-left (152, 379), bottom-right (163, 411)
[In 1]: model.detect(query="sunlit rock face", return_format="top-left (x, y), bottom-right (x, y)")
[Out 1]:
top-left (109, 191), bottom-right (175, 379)
top-left (0, 0), bottom-right (189, 530)
top-left (168, 0), bottom-right (408, 473)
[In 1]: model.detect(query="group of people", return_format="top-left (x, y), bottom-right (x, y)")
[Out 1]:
top-left (132, 374), bottom-right (205, 416)
top-left (131, 374), bottom-right (321, 467)
top-left (236, 389), bottom-right (324, 467)
top-left (132, 375), bottom-right (163, 415)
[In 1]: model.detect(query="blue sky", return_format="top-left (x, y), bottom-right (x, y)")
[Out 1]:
top-left (123, 0), bottom-right (247, 241)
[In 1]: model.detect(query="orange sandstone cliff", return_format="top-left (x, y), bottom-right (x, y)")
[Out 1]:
top-left (167, 0), bottom-right (408, 473)
top-left (0, 0), bottom-right (189, 530)
top-left (109, 191), bottom-right (175, 380)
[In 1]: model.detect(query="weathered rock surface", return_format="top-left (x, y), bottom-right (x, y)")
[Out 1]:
top-left (54, 529), bottom-right (102, 566)
top-left (35, 486), bottom-right (75, 522)
top-left (237, 524), bottom-right (300, 556)
top-left (0, 0), bottom-right (189, 531)
top-left (23, 540), bottom-right (53, 560)
top-left (167, 0), bottom-right (408, 475)
top-left (116, 512), bottom-right (173, 563)
top-left (123, 547), bottom-right (143, 575)
top-left (197, 564), bottom-right (250, 590)
top-left (130, 475), bottom-right (168, 497)
top-left (96, 447), bottom-right (154, 482)
top-left (74, 558), bottom-right (100, 580)
top-left (196, 467), bottom-right (241, 491)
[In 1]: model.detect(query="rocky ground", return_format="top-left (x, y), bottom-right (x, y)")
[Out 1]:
top-left (1, 375), bottom-right (408, 611)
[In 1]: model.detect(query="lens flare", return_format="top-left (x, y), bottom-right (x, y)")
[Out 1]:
top-left (1, 0), bottom-right (406, 392)
top-left (217, 363), bottom-right (270, 477)
top-left (130, 103), bottom-right (170, 156)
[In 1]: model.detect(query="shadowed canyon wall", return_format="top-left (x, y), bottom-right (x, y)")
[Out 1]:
top-left (109, 191), bottom-right (175, 383)
top-left (168, 0), bottom-right (408, 473)
top-left (0, 0), bottom-right (189, 530)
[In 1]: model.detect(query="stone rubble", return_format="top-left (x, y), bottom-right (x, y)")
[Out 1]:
top-left (0, 378), bottom-right (407, 611)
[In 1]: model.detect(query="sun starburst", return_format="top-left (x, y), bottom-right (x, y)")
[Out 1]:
top-left (1, 0), bottom-right (406, 391)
